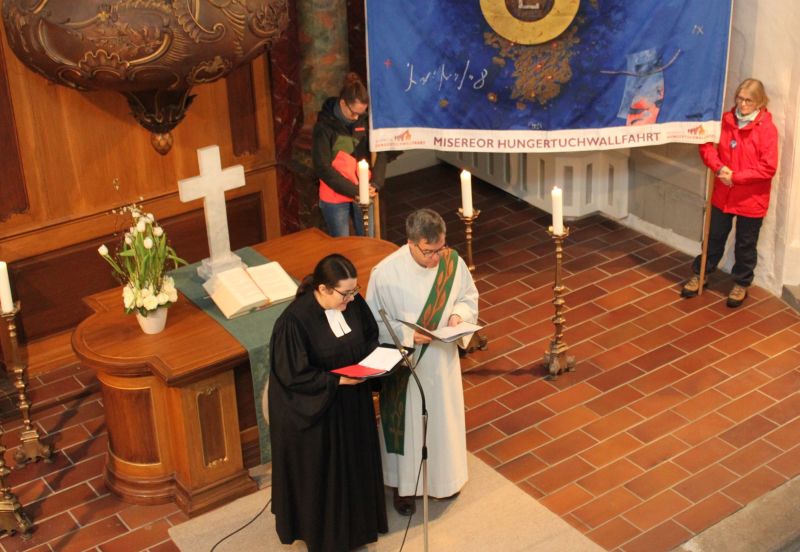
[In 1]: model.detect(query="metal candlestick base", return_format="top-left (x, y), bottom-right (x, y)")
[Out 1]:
top-left (543, 226), bottom-right (576, 380)
top-left (356, 197), bottom-right (371, 237)
top-left (457, 208), bottom-right (480, 272)
top-left (1, 304), bottom-right (54, 467)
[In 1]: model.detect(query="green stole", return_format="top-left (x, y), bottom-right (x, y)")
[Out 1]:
top-left (380, 248), bottom-right (459, 454)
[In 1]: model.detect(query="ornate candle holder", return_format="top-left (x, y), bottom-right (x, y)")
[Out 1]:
top-left (1, 304), bottom-right (54, 467)
top-left (543, 227), bottom-right (576, 380)
top-left (356, 197), bottom-right (371, 237)
top-left (457, 208), bottom-right (481, 272)
top-left (0, 304), bottom-right (34, 539)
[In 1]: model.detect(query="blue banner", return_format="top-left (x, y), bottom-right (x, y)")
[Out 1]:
top-left (366, 0), bottom-right (732, 152)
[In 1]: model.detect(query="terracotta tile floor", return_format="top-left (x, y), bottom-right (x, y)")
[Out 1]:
top-left (1, 163), bottom-right (799, 551)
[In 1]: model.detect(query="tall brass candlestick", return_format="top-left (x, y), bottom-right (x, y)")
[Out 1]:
top-left (543, 227), bottom-right (576, 380)
top-left (0, 305), bottom-right (33, 539)
top-left (457, 208), bottom-right (481, 272)
top-left (1, 304), bottom-right (53, 467)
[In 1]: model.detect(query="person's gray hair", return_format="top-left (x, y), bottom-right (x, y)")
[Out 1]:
top-left (406, 208), bottom-right (446, 243)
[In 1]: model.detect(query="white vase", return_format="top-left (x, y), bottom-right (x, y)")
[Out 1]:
top-left (136, 307), bottom-right (168, 335)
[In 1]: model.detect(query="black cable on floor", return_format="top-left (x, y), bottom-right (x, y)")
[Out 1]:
top-left (398, 455), bottom-right (425, 552)
top-left (209, 497), bottom-right (271, 552)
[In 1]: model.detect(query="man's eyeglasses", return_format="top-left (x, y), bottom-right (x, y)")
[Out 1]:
top-left (332, 285), bottom-right (360, 298)
top-left (414, 243), bottom-right (449, 258)
top-left (343, 102), bottom-right (368, 119)
top-left (735, 96), bottom-right (755, 105)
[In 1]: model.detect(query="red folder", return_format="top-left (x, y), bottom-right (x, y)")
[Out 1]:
top-left (331, 364), bottom-right (386, 378)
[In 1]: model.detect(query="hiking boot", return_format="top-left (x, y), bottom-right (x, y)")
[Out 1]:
top-left (680, 275), bottom-right (707, 298)
top-left (727, 284), bottom-right (748, 308)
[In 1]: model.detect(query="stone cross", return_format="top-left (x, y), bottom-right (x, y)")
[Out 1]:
top-left (178, 145), bottom-right (246, 280)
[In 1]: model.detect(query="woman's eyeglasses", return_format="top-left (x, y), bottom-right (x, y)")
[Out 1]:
top-left (332, 285), bottom-right (360, 298)
top-left (735, 96), bottom-right (755, 106)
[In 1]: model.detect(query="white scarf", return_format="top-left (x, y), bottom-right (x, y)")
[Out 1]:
top-left (324, 308), bottom-right (352, 337)
top-left (736, 108), bottom-right (759, 128)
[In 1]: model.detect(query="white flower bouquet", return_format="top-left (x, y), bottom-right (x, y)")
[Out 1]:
top-left (98, 204), bottom-right (186, 316)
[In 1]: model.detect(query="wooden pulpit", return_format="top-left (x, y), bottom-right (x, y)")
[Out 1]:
top-left (72, 229), bottom-right (397, 516)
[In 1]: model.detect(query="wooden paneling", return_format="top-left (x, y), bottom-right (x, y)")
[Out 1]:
top-left (226, 63), bottom-right (260, 157)
top-left (0, 38), bottom-right (26, 221)
top-left (103, 386), bottom-right (159, 464)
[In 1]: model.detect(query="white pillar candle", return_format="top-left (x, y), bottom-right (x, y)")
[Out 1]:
top-left (357, 159), bottom-right (370, 204)
top-left (551, 186), bottom-right (564, 235)
top-left (0, 261), bottom-right (14, 313)
top-left (460, 170), bottom-right (474, 217)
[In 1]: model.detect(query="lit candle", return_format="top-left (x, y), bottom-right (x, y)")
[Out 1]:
top-left (0, 261), bottom-right (13, 313)
top-left (551, 186), bottom-right (564, 235)
top-left (460, 170), bottom-right (474, 217)
top-left (357, 159), bottom-right (370, 205)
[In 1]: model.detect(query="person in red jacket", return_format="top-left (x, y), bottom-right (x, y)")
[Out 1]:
top-left (681, 78), bottom-right (779, 308)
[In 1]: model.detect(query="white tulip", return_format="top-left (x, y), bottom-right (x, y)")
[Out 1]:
top-left (153, 226), bottom-right (164, 237)
top-left (98, 245), bottom-right (109, 256)
top-left (143, 237), bottom-right (153, 249)
top-left (136, 220), bottom-right (146, 233)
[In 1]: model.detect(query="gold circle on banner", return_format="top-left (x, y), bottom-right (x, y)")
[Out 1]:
top-left (480, 0), bottom-right (580, 45)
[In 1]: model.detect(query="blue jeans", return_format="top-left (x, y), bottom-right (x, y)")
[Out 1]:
top-left (319, 200), bottom-right (374, 237)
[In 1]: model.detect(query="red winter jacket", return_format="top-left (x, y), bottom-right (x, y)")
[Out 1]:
top-left (699, 107), bottom-right (778, 218)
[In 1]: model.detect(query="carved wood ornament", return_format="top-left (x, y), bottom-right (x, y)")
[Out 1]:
top-left (1, 0), bottom-right (288, 154)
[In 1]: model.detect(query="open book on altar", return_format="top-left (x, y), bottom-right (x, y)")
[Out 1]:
top-left (399, 320), bottom-right (483, 343)
top-left (331, 344), bottom-right (412, 379)
top-left (203, 262), bottom-right (297, 319)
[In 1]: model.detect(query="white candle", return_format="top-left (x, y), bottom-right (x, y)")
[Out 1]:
top-left (0, 261), bottom-right (13, 313)
top-left (460, 170), bottom-right (474, 217)
top-left (551, 186), bottom-right (564, 235)
top-left (357, 159), bottom-right (370, 205)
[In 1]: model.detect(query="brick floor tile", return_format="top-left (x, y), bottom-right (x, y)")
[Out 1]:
top-left (720, 415), bottom-right (778, 448)
top-left (36, 400), bottom-right (106, 435)
top-left (480, 281), bottom-right (533, 306)
top-left (712, 308), bottom-right (762, 335)
top-left (752, 329), bottom-right (800, 357)
top-left (473, 448), bottom-right (500, 468)
top-left (673, 412), bottom-right (735, 446)
top-left (466, 424), bottom-right (505, 452)
top-left (588, 363), bottom-right (645, 393)
top-left (572, 487), bottom-right (642, 529)
top-left (713, 328), bottom-right (767, 356)
top-left (671, 389), bottom-right (730, 422)
top-left (539, 382), bottom-right (601, 413)
top-left (754, 349), bottom-right (800, 378)
top-left (25, 483), bottom-right (97, 524)
top-left (596, 268), bottom-right (648, 293)
top-left (493, 402), bottom-right (554, 435)
top-left (533, 430), bottom-right (596, 465)
top-left (716, 368), bottom-right (772, 398)
top-left (592, 323), bottom-right (646, 350)
top-left (760, 393), bottom-right (800, 425)
top-left (496, 453), bottom-right (547, 483)
top-left (632, 287), bottom-right (683, 314)
top-left (764, 417), bottom-right (800, 450)
top-left (629, 365), bottom-right (685, 395)
top-left (6, 452), bottom-right (73, 489)
top-left (674, 464), bottom-right (739, 503)
top-left (630, 345), bottom-right (686, 372)
top-left (713, 347), bottom-right (769, 376)
top-left (69, 493), bottom-right (129, 527)
top-left (582, 408), bottom-right (644, 441)
top-left (538, 406), bottom-right (599, 438)
top-left (463, 377), bottom-right (515, 409)
top-left (672, 346), bottom-right (728, 374)
top-left (594, 305), bottom-right (647, 332)
top-left (623, 489), bottom-right (692, 531)
top-left (674, 492), bottom-right (741, 533)
top-left (480, 315), bottom-right (527, 341)
top-left (628, 411), bottom-right (687, 444)
top-left (721, 439), bottom-right (783, 476)
top-left (768, 444), bottom-right (800, 478)
top-left (99, 519), bottom-right (171, 552)
top-left (624, 462), bottom-right (690, 500)
top-left (718, 391), bottom-right (775, 422)
top-left (760, 370), bottom-right (800, 400)
top-left (723, 466), bottom-right (787, 505)
top-left (577, 459), bottom-right (643, 496)
top-left (480, 299), bottom-right (530, 324)
top-left (673, 326), bottom-right (726, 354)
top-left (527, 456), bottom-right (596, 495)
top-left (629, 387), bottom-right (687, 418)
top-left (150, 539), bottom-right (181, 552)
top-left (2, 512), bottom-right (78, 551)
top-left (464, 400), bottom-right (511, 431)
top-left (580, 433), bottom-right (641, 467)
top-left (516, 285), bottom-right (556, 309)
top-left (496, 379), bottom-right (556, 410)
top-left (628, 436), bottom-right (690, 469)
top-left (486, 426), bottom-right (550, 464)
top-left (621, 520), bottom-right (693, 552)
top-left (629, 325), bottom-right (684, 353)
top-left (673, 437), bottom-right (736, 473)
top-left (538, 483), bottom-right (594, 516)
top-left (670, 307), bottom-right (724, 334)
top-left (586, 516), bottom-right (641, 550)
top-left (48, 516), bottom-right (127, 552)
top-left (586, 385), bottom-right (644, 416)
top-left (751, 310), bottom-right (800, 336)
top-left (633, 305), bottom-right (685, 331)
top-left (673, 367), bottom-right (728, 396)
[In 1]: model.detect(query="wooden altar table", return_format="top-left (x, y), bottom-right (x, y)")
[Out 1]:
top-left (71, 229), bottom-right (397, 516)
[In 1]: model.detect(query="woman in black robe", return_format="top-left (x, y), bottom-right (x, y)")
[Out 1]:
top-left (268, 254), bottom-right (388, 552)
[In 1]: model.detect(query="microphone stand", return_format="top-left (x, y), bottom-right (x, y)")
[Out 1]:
top-left (378, 308), bottom-right (429, 552)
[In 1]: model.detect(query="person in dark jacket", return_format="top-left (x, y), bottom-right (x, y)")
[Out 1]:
top-left (681, 78), bottom-right (779, 308)
top-left (312, 73), bottom-right (384, 237)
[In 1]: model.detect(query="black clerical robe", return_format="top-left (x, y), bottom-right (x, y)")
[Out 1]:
top-left (268, 292), bottom-right (388, 552)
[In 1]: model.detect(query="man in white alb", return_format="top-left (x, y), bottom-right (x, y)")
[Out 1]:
top-left (366, 208), bottom-right (479, 516)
